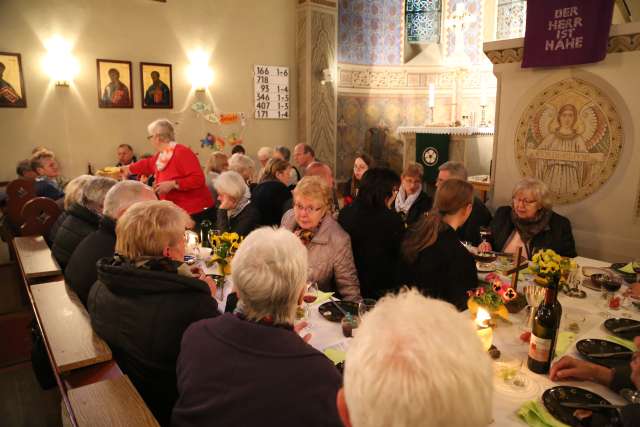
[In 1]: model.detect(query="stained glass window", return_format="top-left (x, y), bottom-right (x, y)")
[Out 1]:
top-left (406, 0), bottom-right (442, 44)
top-left (496, 0), bottom-right (527, 40)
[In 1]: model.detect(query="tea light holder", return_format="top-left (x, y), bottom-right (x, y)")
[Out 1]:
top-left (475, 307), bottom-right (493, 351)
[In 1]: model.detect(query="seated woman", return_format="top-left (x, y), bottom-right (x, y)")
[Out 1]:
top-left (204, 151), bottom-right (228, 201)
top-left (338, 168), bottom-right (404, 299)
top-left (340, 152), bottom-right (372, 206)
top-left (281, 176), bottom-right (361, 301)
top-left (52, 176), bottom-right (117, 269)
top-left (399, 179), bottom-right (477, 311)
top-left (214, 171), bottom-right (260, 236)
top-left (252, 158), bottom-right (293, 226)
top-left (228, 153), bottom-right (257, 190)
top-left (479, 177), bottom-right (577, 258)
top-left (47, 174), bottom-right (93, 245)
top-left (88, 200), bottom-right (219, 426)
top-left (172, 228), bottom-right (343, 427)
top-left (394, 162), bottom-right (433, 224)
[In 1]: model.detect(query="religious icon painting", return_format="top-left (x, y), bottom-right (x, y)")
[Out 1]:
top-left (96, 59), bottom-right (133, 108)
top-left (140, 62), bottom-right (173, 109)
top-left (0, 52), bottom-right (27, 108)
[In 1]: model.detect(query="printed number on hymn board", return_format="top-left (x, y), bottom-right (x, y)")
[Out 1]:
top-left (254, 65), bottom-right (290, 120)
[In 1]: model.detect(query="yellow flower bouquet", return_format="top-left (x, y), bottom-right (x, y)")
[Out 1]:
top-left (205, 232), bottom-right (242, 276)
top-left (530, 248), bottom-right (563, 286)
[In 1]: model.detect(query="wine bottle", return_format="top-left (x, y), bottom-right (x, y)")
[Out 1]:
top-left (527, 280), bottom-right (562, 374)
top-left (200, 219), bottom-right (212, 248)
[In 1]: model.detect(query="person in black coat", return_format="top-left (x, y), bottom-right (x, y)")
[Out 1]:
top-left (399, 179), bottom-right (478, 311)
top-left (213, 170), bottom-right (260, 236)
top-left (65, 181), bottom-right (156, 306)
top-left (251, 158), bottom-right (292, 226)
top-left (172, 227), bottom-right (342, 427)
top-left (339, 168), bottom-right (405, 299)
top-left (46, 175), bottom-right (94, 245)
top-left (479, 177), bottom-right (577, 258)
top-left (436, 161), bottom-right (492, 246)
top-left (87, 200), bottom-right (219, 426)
top-left (339, 152), bottom-right (372, 207)
top-left (394, 162), bottom-right (432, 225)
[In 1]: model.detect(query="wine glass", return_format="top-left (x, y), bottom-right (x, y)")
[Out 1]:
top-left (601, 276), bottom-right (623, 310)
top-left (479, 227), bottom-right (492, 253)
top-left (184, 230), bottom-right (201, 259)
top-left (523, 284), bottom-right (546, 330)
top-left (358, 298), bottom-right (376, 319)
top-left (303, 282), bottom-right (319, 322)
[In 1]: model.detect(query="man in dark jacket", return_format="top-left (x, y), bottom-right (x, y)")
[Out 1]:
top-left (437, 161), bottom-right (492, 245)
top-left (52, 177), bottom-right (116, 268)
top-left (65, 181), bottom-right (156, 305)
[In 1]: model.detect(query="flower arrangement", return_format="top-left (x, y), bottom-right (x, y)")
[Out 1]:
top-left (205, 232), bottom-right (242, 276)
top-left (467, 273), bottom-right (518, 321)
top-left (530, 248), bottom-right (565, 286)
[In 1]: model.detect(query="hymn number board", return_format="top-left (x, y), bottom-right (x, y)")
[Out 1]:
top-left (254, 65), bottom-right (289, 120)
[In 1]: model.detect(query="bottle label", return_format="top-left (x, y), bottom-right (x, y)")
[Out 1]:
top-left (528, 334), bottom-right (552, 362)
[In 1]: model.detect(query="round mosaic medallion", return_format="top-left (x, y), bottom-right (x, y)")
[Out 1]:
top-left (514, 78), bottom-right (624, 205)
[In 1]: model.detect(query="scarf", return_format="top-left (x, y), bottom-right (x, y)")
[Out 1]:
top-left (155, 141), bottom-right (177, 171)
top-left (228, 185), bottom-right (252, 219)
top-left (395, 187), bottom-right (420, 215)
top-left (511, 208), bottom-right (552, 244)
top-left (294, 227), bottom-right (317, 246)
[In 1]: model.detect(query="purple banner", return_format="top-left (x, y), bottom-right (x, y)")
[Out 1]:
top-left (522, 0), bottom-right (614, 68)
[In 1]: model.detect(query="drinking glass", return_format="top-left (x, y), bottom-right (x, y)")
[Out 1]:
top-left (602, 276), bottom-right (623, 310)
top-left (479, 227), bottom-right (492, 252)
top-left (184, 230), bottom-right (201, 259)
top-left (303, 282), bottom-right (319, 321)
top-left (523, 284), bottom-right (546, 330)
top-left (358, 298), bottom-right (376, 319)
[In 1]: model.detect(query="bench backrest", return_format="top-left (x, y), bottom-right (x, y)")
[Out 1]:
top-left (6, 178), bottom-right (36, 227)
top-left (20, 197), bottom-right (62, 237)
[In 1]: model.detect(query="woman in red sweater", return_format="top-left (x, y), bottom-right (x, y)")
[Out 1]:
top-left (122, 119), bottom-right (214, 220)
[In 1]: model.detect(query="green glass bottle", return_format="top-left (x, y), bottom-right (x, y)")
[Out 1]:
top-left (200, 219), bottom-right (212, 248)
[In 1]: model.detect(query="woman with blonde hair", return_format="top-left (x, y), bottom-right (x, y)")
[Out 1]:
top-left (281, 176), bottom-right (361, 301)
top-left (88, 200), bottom-right (219, 425)
top-left (252, 158), bottom-right (293, 226)
top-left (399, 179), bottom-right (477, 310)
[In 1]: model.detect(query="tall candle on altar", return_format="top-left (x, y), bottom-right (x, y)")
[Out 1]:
top-left (428, 83), bottom-right (435, 108)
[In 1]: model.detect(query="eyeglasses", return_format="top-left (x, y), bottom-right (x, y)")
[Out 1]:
top-left (294, 203), bottom-right (324, 214)
top-left (512, 197), bottom-right (537, 206)
top-left (146, 134), bottom-right (155, 140)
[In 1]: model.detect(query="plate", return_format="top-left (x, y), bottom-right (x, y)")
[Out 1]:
top-left (476, 262), bottom-right (496, 273)
top-left (610, 263), bottom-right (637, 283)
top-left (576, 339), bottom-right (632, 369)
top-left (542, 386), bottom-right (623, 427)
top-left (582, 267), bottom-right (609, 278)
top-left (318, 301), bottom-right (358, 322)
top-left (603, 318), bottom-right (640, 341)
top-left (474, 252), bottom-right (497, 263)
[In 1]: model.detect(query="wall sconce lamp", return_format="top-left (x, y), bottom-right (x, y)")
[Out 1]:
top-left (43, 36), bottom-right (79, 87)
top-left (320, 68), bottom-right (334, 85)
top-left (188, 50), bottom-right (213, 92)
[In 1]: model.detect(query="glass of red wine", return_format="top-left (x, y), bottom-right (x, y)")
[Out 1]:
top-left (601, 277), bottom-right (623, 310)
top-left (479, 227), bottom-right (492, 253)
top-left (303, 282), bottom-right (319, 322)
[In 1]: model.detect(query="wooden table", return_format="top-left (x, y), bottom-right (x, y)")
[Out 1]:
top-left (31, 281), bottom-right (112, 373)
top-left (13, 235), bottom-right (61, 281)
top-left (67, 375), bottom-right (159, 427)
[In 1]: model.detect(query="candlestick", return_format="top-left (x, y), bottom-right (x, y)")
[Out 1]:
top-left (479, 105), bottom-right (487, 127)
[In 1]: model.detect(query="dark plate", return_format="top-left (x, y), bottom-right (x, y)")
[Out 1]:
top-left (474, 252), bottom-right (497, 263)
top-left (604, 318), bottom-right (640, 341)
top-left (576, 339), bottom-right (632, 369)
top-left (542, 386), bottom-right (623, 427)
top-left (318, 301), bottom-right (358, 322)
top-left (610, 263), bottom-right (637, 283)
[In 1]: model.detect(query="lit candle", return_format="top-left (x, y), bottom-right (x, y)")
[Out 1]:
top-left (475, 307), bottom-right (493, 351)
top-left (428, 83), bottom-right (435, 108)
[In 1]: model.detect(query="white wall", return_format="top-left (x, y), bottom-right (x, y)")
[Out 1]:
top-left (486, 22), bottom-right (640, 262)
top-left (0, 0), bottom-right (297, 180)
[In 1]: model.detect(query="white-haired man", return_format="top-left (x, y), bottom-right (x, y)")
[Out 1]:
top-left (172, 227), bottom-right (343, 427)
top-left (65, 181), bottom-right (156, 305)
top-left (337, 289), bottom-right (493, 427)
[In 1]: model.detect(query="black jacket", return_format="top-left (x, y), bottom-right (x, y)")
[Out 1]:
top-left (64, 216), bottom-right (116, 306)
top-left (172, 314), bottom-right (342, 427)
top-left (215, 203), bottom-right (261, 237)
top-left (251, 180), bottom-right (292, 226)
top-left (399, 224), bottom-right (477, 311)
top-left (52, 203), bottom-right (100, 269)
top-left (87, 257), bottom-right (220, 426)
top-left (404, 191), bottom-right (433, 225)
top-left (490, 206), bottom-right (577, 258)
top-left (456, 197), bottom-right (493, 246)
top-left (338, 200), bottom-right (405, 299)
top-left (46, 211), bottom-right (67, 245)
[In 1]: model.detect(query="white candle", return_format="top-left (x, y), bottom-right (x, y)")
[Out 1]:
top-left (475, 307), bottom-right (493, 351)
top-left (428, 83), bottom-right (435, 108)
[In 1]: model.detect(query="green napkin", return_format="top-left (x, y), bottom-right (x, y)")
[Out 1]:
top-left (315, 291), bottom-right (334, 305)
top-left (606, 335), bottom-right (637, 351)
top-left (517, 400), bottom-right (569, 427)
top-left (324, 348), bottom-right (346, 365)
top-left (554, 332), bottom-right (576, 358)
top-left (618, 262), bottom-right (635, 274)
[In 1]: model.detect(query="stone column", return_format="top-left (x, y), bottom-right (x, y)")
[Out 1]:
top-left (296, 0), bottom-right (338, 171)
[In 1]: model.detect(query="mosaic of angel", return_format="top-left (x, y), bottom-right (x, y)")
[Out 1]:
top-left (529, 102), bottom-right (608, 195)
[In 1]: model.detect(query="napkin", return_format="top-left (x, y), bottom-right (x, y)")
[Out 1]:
top-left (324, 348), bottom-right (346, 365)
top-left (517, 400), bottom-right (569, 427)
top-left (618, 262), bottom-right (635, 274)
top-left (606, 335), bottom-right (637, 351)
top-left (314, 291), bottom-right (334, 305)
top-left (554, 332), bottom-right (576, 358)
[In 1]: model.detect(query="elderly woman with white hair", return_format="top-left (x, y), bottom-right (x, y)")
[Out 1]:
top-left (88, 200), bottom-right (219, 425)
top-left (214, 171), bottom-right (260, 236)
top-left (172, 228), bottom-right (343, 427)
top-left (122, 119), bottom-right (214, 221)
top-left (479, 177), bottom-right (576, 258)
top-left (228, 153), bottom-right (257, 190)
top-left (52, 176), bottom-right (117, 268)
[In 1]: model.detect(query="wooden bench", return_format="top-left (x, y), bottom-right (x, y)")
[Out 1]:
top-left (20, 197), bottom-right (62, 237)
top-left (13, 235), bottom-right (62, 283)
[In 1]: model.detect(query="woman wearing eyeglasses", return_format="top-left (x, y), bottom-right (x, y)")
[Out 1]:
top-left (478, 177), bottom-right (576, 258)
top-left (281, 176), bottom-right (361, 302)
